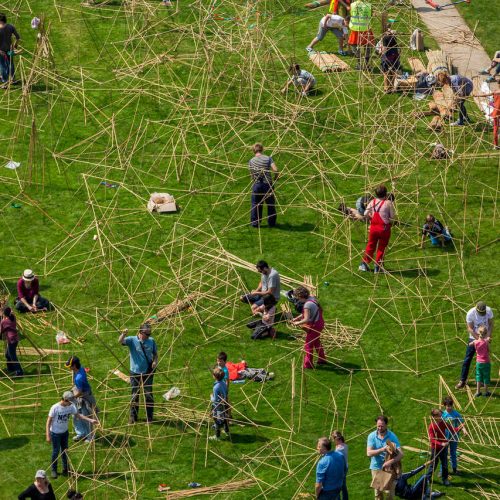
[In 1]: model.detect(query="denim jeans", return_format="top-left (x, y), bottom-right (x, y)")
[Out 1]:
top-left (130, 372), bottom-right (154, 422)
top-left (0, 54), bottom-right (14, 82)
top-left (50, 431), bottom-right (69, 472)
top-left (74, 405), bottom-right (91, 439)
top-left (250, 182), bottom-right (276, 227)
top-left (440, 439), bottom-right (458, 471)
top-left (460, 343), bottom-right (476, 382)
top-left (5, 341), bottom-right (23, 375)
top-left (318, 488), bottom-right (341, 500)
top-left (427, 445), bottom-right (448, 481)
top-left (15, 296), bottom-right (51, 313)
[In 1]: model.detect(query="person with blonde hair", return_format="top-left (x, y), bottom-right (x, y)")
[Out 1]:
top-left (470, 325), bottom-right (492, 397)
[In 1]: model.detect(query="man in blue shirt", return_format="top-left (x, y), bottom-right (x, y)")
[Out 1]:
top-left (367, 415), bottom-right (403, 499)
top-left (315, 437), bottom-right (346, 499)
top-left (65, 355), bottom-right (97, 442)
top-left (119, 323), bottom-right (158, 424)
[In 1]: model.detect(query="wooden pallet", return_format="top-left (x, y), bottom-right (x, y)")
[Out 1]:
top-left (309, 52), bottom-right (350, 73)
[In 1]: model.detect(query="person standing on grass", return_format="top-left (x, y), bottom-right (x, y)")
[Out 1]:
top-left (348, 0), bottom-right (374, 70)
top-left (456, 301), bottom-right (493, 389)
top-left (240, 260), bottom-right (281, 314)
top-left (1, 307), bottom-right (23, 376)
top-left (119, 323), bottom-right (158, 424)
top-left (441, 396), bottom-right (465, 476)
top-left (306, 14), bottom-right (349, 56)
top-left (0, 13), bottom-right (20, 84)
top-left (426, 408), bottom-right (464, 487)
top-left (367, 415), bottom-right (403, 500)
top-left (65, 356), bottom-right (97, 442)
top-left (379, 29), bottom-right (401, 94)
top-left (291, 286), bottom-right (327, 369)
top-left (332, 431), bottom-right (349, 499)
top-left (248, 143), bottom-right (279, 228)
top-left (209, 367), bottom-right (230, 441)
top-left (46, 391), bottom-right (98, 479)
top-left (329, 0), bottom-right (351, 18)
top-left (359, 185), bottom-right (396, 273)
top-left (15, 269), bottom-right (51, 313)
top-left (18, 470), bottom-right (56, 500)
top-left (315, 437), bottom-right (347, 499)
top-left (470, 325), bottom-right (492, 397)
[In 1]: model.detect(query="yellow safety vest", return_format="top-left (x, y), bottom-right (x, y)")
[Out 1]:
top-left (349, 0), bottom-right (371, 32)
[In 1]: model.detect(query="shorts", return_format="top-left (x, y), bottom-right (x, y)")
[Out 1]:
top-left (476, 362), bottom-right (491, 384)
top-left (241, 293), bottom-right (264, 307)
top-left (429, 228), bottom-right (452, 245)
top-left (316, 22), bottom-right (344, 42)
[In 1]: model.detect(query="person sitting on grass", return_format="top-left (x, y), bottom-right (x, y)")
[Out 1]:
top-left (15, 269), bottom-right (51, 313)
top-left (18, 470), bottom-right (56, 500)
top-left (479, 50), bottom-right (500, 83)
top-left (441, 396), bottom-right (465, 476)
top-left (338, 203), bottom-right (366, 221)
top-left (209, 367), bottom-right (230, 441)
top-left (306, 13), bottom-right (349, 56)
top-left (1, 307), bottom-right (23, 376)
top-left (240, 260), bottom-right (280, 314)
top-left (247, 294), bottom-right (277, 340)
top-left (281, 64), bottom-right (316, 96)
top-left (421, 215), bottom-right (452, 248)
top-left (470, 325), bottom-right (492, 398)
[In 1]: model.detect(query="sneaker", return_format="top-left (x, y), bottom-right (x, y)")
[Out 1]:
top-left (479, 69), bottom-right (490, 75)
top-left (450, 120), bottom-right (464, 126)
top-left (267, 372), bottom-right (275, 380)
top-left (484, 391), bottom-right (492, 397)
top-left (452, 469), bottom-right (460, 475)
top-left (73, 435), bottom-right (85, 442)
top-left (474, 392), bottom-right (482, 398)
top-left (306, 47), bottom-right (313, 53)
top-left (486, 76), bottom-right (495, 82)
top-left (358, 262), bottom-right (370, 272)
top-left (84, 437), bottom-right (93, 443)
top-left (338, 50), bottom-right (347, 56)
top-left (431, 491), bottom-right (444, 499)
top-left (374, 265), bottom-right (386, 274)
top-left (442, 479), bottom-right (450, 486)
top-left (208, 435), bottom-right (220, 441)
top-left (455, 380), bottom-right (466, 389)
top-left (51, 470), bottom-right (58, 479)
top-left (62, 469), bottom-right (69, 477)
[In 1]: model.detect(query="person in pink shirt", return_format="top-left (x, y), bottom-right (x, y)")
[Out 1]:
top-left (15, 269), bottom-right (51, 313)
top-left (359, 185), bottom-right (396, 273)
top-left (470, 325), bottom-right (491, 397)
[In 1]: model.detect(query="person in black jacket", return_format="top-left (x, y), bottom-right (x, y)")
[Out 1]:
top-left (395, 463), bottom-right (443, 499)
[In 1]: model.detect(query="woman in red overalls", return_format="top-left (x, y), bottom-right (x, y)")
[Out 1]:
top-left (359, 185), bottom-right (396, 273)
top-left (291, 286), bottom-right (327, 369)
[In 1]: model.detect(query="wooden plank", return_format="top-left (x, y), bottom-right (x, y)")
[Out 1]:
top-left (408, 57), bottom-right (426, 74)
top-left (309, 52), bottom-right (350, 73)
top-left (19, 347), bottom-right (66, 356)
top-left (110, 369), bottom-right (130, 383)
top-left (0, 402), bottom-right (41, 411)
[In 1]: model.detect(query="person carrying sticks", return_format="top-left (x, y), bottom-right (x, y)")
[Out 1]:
top-left (119, 323), bottom-right (158, 424)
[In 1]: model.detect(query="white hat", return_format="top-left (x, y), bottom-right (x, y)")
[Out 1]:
top-left (22, 269), bottom-right (35, 281)
top-left (35, 470), bottom-right (47, 479)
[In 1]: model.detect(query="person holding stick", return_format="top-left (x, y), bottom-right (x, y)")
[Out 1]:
top-left (15, 269), bottom-right (51, 313)
top-left (119, 324), bottom-right (158, 424)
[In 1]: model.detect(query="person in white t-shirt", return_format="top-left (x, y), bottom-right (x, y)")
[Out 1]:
top-left (455, 301), bottom-right (494, 389)
top-left (306, 14), bottom-right (349, 55)
top-left (46, 391), bottom-right (98, 478)
top-left (281, 64), bottom-right (316, 96)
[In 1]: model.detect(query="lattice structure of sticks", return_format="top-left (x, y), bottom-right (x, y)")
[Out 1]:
top-left (165, 478), bottom-right (255, 498)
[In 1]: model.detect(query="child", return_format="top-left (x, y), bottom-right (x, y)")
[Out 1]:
top-left (332, 430), bottom-right (348, 499)
top-left (427, 409), bottom-right (451, 486)
top-left (209, 367), bottom-right (229, 440)
top-left (470, 325), bottom-right (492, 397)
top-left (281, 64), bottom-right (316, 96)
top-left (247, 295), bottom-right (277, 340)
top-left (421, 215), bottom-right (452, 248)
top-left (441, 396), bottom-right (465, 476)
top-left (217, 352), bottom-right (229, 388)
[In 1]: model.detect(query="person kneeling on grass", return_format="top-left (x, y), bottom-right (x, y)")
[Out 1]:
top-left (247, 295), bottom-right (277, 340)
top-left (46, 391), bottom-right (98, 479)
top-left (306, 14), bottom-right (349, 56)
top-left (209, 367), bottom-right (230, 441)
top-left (421, 215), bottom-right (452, 248)
top-left (470, 325), bottom-right (492, 398)
top-left (282, 64), bottom-right (316, 96)
top-left (15, 269), bottom-right (51, 313)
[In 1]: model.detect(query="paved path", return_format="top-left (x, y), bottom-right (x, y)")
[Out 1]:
top-left (411, 0), bottom-right (497, 114)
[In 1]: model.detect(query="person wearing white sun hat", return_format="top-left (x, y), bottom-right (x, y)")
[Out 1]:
top-left (15, 269), bottom-right (51, 313)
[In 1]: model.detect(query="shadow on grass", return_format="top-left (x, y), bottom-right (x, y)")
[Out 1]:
top-left (315, 361), bottom-right (362, 373)
top-left (273, 222), bottom-right (316, 233)
top-left (96, 433), bottom-right (136, 448)
top-left (0, 435), bottom-right (29, 451)
top-left (388, 268), bottom-right (441, 278)
top-left (228, 433), bottom-right (270, 444)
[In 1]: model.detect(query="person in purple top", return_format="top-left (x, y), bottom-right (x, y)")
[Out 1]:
top-left (1, 307), bottom-right (23, 375)
top-left (0, 12), bottom-right (20, 84)
top-left (15, 269), bottom-right (51, 313)
top-left (436, 73), bottom-right (473, 126)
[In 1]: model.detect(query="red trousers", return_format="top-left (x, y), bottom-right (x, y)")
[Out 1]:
top-left (363, 227), bottom-right (391, 265)
top-left (494, 116), bottom-right (499, 148)
top-left (304, 329), bottom-right (326, 369)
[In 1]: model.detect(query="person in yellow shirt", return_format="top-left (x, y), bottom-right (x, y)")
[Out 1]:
top-left (329, 0), bottom-right (351, 18)
top-left (348, 0), bottom-right (374, 70)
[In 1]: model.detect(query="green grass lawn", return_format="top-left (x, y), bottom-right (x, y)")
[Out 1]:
top-left (0, 0), bottom-right (498, 499)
